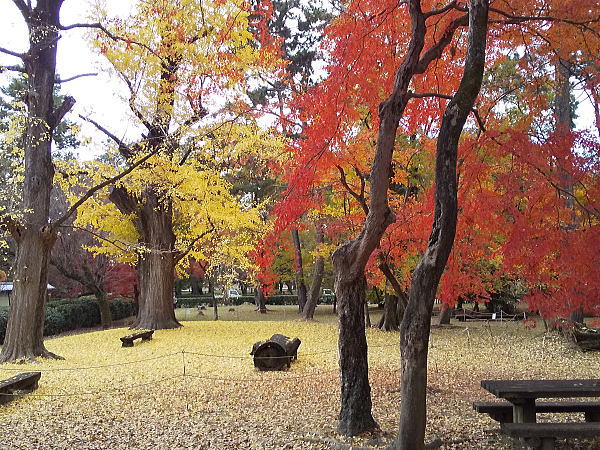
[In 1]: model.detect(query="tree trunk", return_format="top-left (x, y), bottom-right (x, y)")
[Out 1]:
top-left (438, 304), bottom-right (452, 325)
top-left (301, 224), bottom-right (325, 320)
top-left (190, 276), bottom-right (202, 295)
top-left (291, 229), bottom-right (308, 313)
top-left (1, 229), bottom-right (58, 362)
top-left (0, 2), bottom-right (70, 363)
top-left (378, 259), bottom-right (408, 331)
top-left (256, 288), bottom-right (267, 314)
top-left (111, 188), bottom-right (181, 330)
top-left (393, 3), bottom-right (489, 448)
top-left (334, 269), bottom-right (378, 435)
top-left (213, 293), bottom-right (219, 320)
top-left (364, 299), bottom-right (371, 328)
top-left (94, 289), bottom-right (113, 329)
top-left (381, 294), bottom-right (400, 331)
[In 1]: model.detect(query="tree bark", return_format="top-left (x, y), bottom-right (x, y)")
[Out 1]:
top-left (380, 294), bottom-right (400, 331)
top-left (95, 289), bottom-right (113, 329)
top-left (334, 269), bottom-right (378, 436)
top-left (438, 304), bottom-right (452, 325)
top-left (111, 187), bottom-right (180, 330)
top-left (393, 2), bottom-right (489, 449)
top-left (213, 293), bottom-right (219, 321)
top-left (256, 288), bottom-right (267, 314)
top-left (378, 258), bottom-right (408, 329)
top-left (301, 224), bottom-right (325, 320)
top-left (0, 2), bottom-right (69, 362)
top-left (291, 229), bottom-right (308, 313)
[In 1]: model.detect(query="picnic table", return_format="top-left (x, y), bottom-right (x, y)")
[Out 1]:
top-left (479, 379), bottom-right (600, 449)
top-left (481, 379), bottom-right (600, 423)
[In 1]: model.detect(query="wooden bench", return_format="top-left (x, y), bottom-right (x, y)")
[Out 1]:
top-left (474, 400), bottom-right (600, 423)
top-left (501, 422), bottom-right (600, 450)
top-left (0, 372), bottom-right (41, 405)
top-left (120, 329), bottom-right (154, 347)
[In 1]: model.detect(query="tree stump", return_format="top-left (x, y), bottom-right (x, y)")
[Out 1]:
top-left (251, 334), bottom-right (301, 370)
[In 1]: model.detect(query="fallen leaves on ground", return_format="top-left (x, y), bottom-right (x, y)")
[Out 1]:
top-left (0, 319), bottom-right (599, 449)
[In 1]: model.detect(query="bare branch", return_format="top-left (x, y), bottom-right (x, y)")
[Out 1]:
top-left (0, 64), bottom-right (26, 73)
top-left (408, 91), bottom-right (486, 132)
top-left (423, 1), bottom-right (457, 19)
top-left (119, 72), bottom-right (154, 133)
top-left (58, 224), bottom-right (129, 253)
top-left (58, 22), bottom-right (165, 62)
top-left (415, 14), bottom-right (469, 74)
top-left (11, 0), bottom-right (30, 20)
top-left (337, 165), bottom-right (369, 215)
top-left (0, 46), bottom-right (25, 59)
top-left (55, 73), bottom-right (97, 84)
top-left (50, 96), bottom-right (76, 128)
top-left (377, 255), bottom-right (408, 308)
top-left (53, 149), bottom-right (160, 228)
top-left (175, 226), bottom-right (215, 263)
top-left (79, 115), bottom-right (134, 158)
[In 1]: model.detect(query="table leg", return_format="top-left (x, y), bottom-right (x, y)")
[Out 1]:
top-left (512, 398), bottom-right (536, 423)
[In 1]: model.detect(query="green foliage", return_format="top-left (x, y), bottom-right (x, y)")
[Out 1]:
top-left (176, 294), bottom-right (299, 307)
top-left (0, 297), bottom-right (135, 343)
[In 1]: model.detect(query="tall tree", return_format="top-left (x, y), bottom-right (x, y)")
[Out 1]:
top-left (76, 0), bottom-right (282, 329)
top-left (0, 1), bottom-right (163, 362)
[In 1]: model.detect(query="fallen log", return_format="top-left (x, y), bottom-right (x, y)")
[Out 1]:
top-left (251, 334), bottom-right (301, 371)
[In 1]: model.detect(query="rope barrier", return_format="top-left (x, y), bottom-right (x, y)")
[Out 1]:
top-left (0, 344), bottom-right (402, 400)
top-left (0, 375), bottom-right (183, 398)
top-left (0, 352), bottom-right (182, 372)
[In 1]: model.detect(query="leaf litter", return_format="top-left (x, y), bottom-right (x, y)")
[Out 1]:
top-left (0, 320), bottom-right (599, 449)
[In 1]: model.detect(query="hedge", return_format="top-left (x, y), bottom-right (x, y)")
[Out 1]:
top-left (176, 294), bottom-right (299, 307)
top-left (0, 297), bottom-right (135, 344)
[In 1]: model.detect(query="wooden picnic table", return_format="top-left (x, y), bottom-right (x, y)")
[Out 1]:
top-left (481, 379), bottom-right (600, 423)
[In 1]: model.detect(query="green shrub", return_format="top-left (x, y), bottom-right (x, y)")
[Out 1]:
top-left (109, 297), bottom-right (136, 320)
top-left (0, 297), bottom-right (136, 343)
top-left (266, 295), bottom-right (298, 306)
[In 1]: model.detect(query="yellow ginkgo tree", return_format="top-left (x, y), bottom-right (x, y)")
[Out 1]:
top-left (76, 0), bottom-right (284, 329)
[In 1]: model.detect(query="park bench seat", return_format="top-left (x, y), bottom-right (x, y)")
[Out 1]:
top-left (501, 422), bottom-right (600, 450)
top-left (474, 401), bottom-right (600, 423)
top-left (0, 372), bottom-right (41, 405)
top-left (120, 330), bottom-right (154, 347)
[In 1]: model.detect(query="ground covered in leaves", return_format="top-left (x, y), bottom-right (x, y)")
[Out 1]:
top-left (1, 314), bottom-right (599, 449)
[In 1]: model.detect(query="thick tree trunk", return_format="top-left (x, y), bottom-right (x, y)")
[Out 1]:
top-left (1, 229), bottom-right (58, 362)
top-left (393, 3), bottom-right (489, 449)
top-left (111, 188), bottom-right (181, 330)
top-left (291, 229), bottom-right (308, 313)
top-left (381, 294), bottom-right (400, 331)
top-left (302, 224), bottom-right (325, 320)
top-left (335, 270), bottom-right (378, 436)
top-left (0, 2), bottom-right (70, 363)
top-left (190, 276), bottom-right (202, 295)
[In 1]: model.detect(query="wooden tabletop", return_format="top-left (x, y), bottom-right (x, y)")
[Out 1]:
top-left (481, 379), bottom-right (600, 399)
